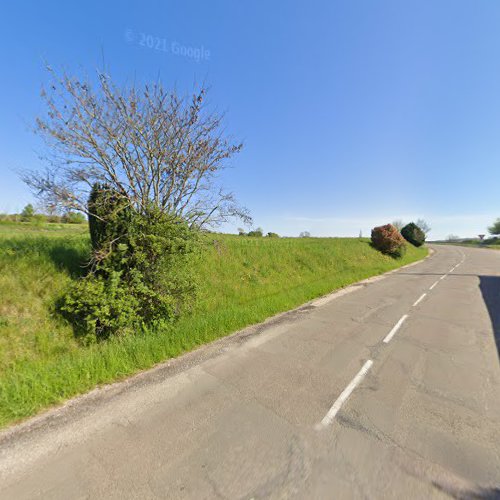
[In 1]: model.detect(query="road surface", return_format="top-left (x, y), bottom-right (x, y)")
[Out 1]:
top-left (0, 245), bottom-right (499, 499)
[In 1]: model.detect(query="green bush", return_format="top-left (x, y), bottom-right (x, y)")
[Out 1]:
top-left (87, 183), bottom-right (131, 257)
top-left (401, 222), bottom-right (426, 247)
top-left (62, 212), bottom-right (86, 224)
top-left (20, 204), bottom-right (35, 222)
top-left (31, 214), bottom-right (47, 226)
top-left (266, 232), bottom-right (280, 238)
top-left (125, 208), bottom-right (199, 318)
top-left (371, 224), bottom-right (407, 258)
top-left (247, 227), bottom-right (263, 237)
top-left (61, 206), bottom-right (198, 339)
top-left (60, 270), bottom-right (141, 338)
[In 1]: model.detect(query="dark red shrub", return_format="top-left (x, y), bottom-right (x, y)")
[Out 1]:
top-left (371, 224), bottom-right (406, 257)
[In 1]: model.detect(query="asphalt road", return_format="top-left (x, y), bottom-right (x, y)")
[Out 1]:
top-left (0, 244), bottom-right (499, 499)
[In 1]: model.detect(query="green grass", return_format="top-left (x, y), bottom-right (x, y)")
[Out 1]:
top-left (0, 223), bottom-right (427, 427)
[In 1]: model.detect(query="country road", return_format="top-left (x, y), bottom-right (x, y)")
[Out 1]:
top-left (1, 245), bottom-right (499, 499)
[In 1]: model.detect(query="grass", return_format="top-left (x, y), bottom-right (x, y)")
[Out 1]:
top-left (0, 222), bottom-right (428, 427)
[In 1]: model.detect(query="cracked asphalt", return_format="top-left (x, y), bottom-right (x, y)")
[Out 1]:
top-left (0, 244), bottom-right (499, 499)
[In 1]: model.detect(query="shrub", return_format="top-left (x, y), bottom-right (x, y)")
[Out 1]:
top-left (401, 222), bottom-right (426, 247)
top-left (124, 208), bottom-right (199, 319)
top-left (31, 214), bottom-right (47, 225)
top-left (61, 207), bottom-right (198, 339)
top-left (87, 183), bottom-right (132, 259)
top-left (371, 224), bottom-right (407, 258)
top-left (266, 232), bottom-right (280, 238)
top-left (247, 228), bottom-right (263, 237)
top-left (20, 204), bottom-right (35, 222)
top-left (60, 270), bottom-right (141, 338)
top-left (62, 212), bottom-right (86, 224)
top-left (88, 183), bottom-right (132, 270)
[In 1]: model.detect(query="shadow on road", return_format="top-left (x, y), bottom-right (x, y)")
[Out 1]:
top-left (395, 272), bottom-right (500, 364)
top-left (479, 276), bottom-right (500, 364)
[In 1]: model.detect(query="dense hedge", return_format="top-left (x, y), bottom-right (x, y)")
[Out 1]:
top-left (61, 184), bottom-right (198, 339)
top-left (401, 222), bottom-right (426, 247)
top-left (88, 183), bottom-right (131, 259)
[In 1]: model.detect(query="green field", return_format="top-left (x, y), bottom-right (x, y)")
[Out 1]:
top-left (0, 222), bottom-right (427, 427)
top-left (434, 239), bottom-right (500, 250)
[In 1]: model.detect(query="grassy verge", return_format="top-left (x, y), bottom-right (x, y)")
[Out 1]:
top-left (0, 223), bottom-right (427, 427)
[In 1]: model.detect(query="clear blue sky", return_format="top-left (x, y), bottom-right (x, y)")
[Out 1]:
top-left (1, 0), bottom-right (500, 239)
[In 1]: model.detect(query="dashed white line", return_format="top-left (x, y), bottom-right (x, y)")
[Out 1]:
top-left (413, 293), bottom-right (427, 307)
top-left (317, 360), bottom-right (373, 429)
top-left (439, 274), bottom-right (447, 280)
top-left (383, 314), bottom-right (408, 344)
top-left (429, 281), bottom-right (439, 290)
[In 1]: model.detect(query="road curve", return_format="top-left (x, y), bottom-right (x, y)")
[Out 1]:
top-left (0, 245), bottom-right (499, 499)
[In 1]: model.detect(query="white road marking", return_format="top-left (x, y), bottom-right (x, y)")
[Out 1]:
top-left (383, 314), bottom-right (409, 343)
top-left (413, 293), bottom-right (427, 307)
top-left (317, 360), bottom-right (373, 428)
top-left (316, 248), bottom-right (467, 431)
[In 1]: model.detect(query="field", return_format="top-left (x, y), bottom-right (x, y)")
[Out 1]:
top-left (434, 239), bottom-right (500, 250)
top-left (0, 222), bottom-right (427, 427)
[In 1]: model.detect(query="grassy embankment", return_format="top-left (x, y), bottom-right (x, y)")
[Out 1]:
top-left (0, 222), bottom-right (428, 427)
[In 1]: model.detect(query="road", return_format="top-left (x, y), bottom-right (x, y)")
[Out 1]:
top-left (0, 245), bottom-right (499, 499)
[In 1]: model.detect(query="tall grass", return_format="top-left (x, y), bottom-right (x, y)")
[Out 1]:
top-left (0, 224), bottom-right (427, 427)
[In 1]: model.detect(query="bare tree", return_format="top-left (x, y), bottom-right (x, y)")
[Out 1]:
top-left (22, 67), bottom-right (251, 229)
top-left (416, 218), bottom-right (431, 235)
top-left (392, 220), bottom-right (404, 231)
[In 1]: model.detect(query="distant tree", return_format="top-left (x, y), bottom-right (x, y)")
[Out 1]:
top-left (488, 218), bottom-right (500, 235)
top-left (447, 234), bottom-right (460, 241)
top-left (21, 66), bottom-right (251, 229)
top-left (20, 203), bottom-right (35, 221)
top-left (237, 227), bottom-right (246, 236)
top-left (299, 231), bottom-right (311, 238)
top-left (416, 218), bottom-right (431, 235)
top-left (266, 232), bottom-right (279, 238)
top-left (247, 227), bottom-right (263, 237)
top-left (392, 220), bottom-right (404, 231)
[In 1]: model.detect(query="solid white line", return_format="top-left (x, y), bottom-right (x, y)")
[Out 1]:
top-left (383, 314), bottom-right (409, 343)
top-left (413, 293), bottom-right (427, 307)
top-left (429, 281), bottom-right (439, 290)
top-left (439, 274), bottom-right (447, 280)
top-left (318, 360), bottom-right (373, 428)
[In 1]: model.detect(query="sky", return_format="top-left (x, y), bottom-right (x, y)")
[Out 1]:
top-left (1, 1), bottom-right (500, 239)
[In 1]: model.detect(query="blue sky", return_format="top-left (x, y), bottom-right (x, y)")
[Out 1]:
top-left (1, 1), bottom-right (500, 239)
